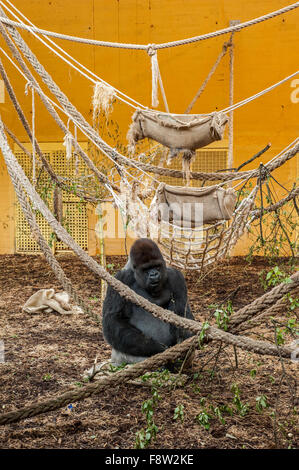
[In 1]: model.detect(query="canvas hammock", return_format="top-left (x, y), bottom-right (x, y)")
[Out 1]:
top-left (153, 183), bottom-right (237, 227)
top-left (127, 108), bottom-right (228, 158)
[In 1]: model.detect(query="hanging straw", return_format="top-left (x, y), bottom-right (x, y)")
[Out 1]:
top-left (92, 81), bottom-right (116, 119)
top-left (63, 118), bottom-right (73, 160)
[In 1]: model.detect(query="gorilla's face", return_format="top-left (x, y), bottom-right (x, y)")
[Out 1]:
top-left (134, 260), bottom-right (167, 294)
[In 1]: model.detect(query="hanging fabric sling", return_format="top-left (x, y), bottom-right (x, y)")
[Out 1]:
top-left (127, 108), bottom-right (228, 157)
top-left (152, 183), bottom-right (237, 227)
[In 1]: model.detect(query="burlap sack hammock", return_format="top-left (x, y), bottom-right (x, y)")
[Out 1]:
top-left (127, 108), bottom-right (228, 157)
top-left (153, 183), bottom-right (237, 227)
top-left (22, 288), bottom-right (83, 315)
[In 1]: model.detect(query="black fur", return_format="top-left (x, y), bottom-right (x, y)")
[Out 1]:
top-left (102, 239), bottom-right (194, 360)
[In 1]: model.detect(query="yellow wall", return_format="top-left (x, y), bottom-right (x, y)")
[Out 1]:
top-left (0, 0), bottom-right (298, 256)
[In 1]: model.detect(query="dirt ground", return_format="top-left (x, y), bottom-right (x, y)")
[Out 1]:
top-left (0, 254), bottom-right (298, 449)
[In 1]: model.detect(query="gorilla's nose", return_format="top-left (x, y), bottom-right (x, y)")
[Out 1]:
top-left (149, 271), bottom-right (160, 282)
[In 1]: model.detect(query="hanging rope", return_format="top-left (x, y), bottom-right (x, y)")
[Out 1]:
top-left (0, 1), bottom-right (298, 117)
top-left (0, 21), bottom-right (120, 194)
top-left (185, 41), bottom-right (231, 113)
top-left (0, 6), bottom-right (297, 274)
top-left (0, 118), bottom-right (296, 362)
top-left (0, 2), bottom-right (297, 50)
top-left (1, 3), bottom-right (298, 119)
top-left (228, 30), bottom-right (236, 169)
top-left (25, 81), bottom-right (36, 185)
top-left (0, 1), bottom-right (145, 111)
top-left (147, 44), bottom-right (159, 108)
top-left (0, 17), bottom-right (158, 185)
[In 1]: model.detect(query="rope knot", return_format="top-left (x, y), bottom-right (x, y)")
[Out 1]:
top-left (146, 43), bottom-right (157, 57)
top-left (258, 163), bottom-right (268, 182)
top-left (222, 41), bottom-right (232, 52)
top-left (24, 81), bottom-right (34, 95)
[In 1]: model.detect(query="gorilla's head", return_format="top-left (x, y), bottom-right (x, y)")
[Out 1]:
top-left (129, 238), bottom-right (167, 294)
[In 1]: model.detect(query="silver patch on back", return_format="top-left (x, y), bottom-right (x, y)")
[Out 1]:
top-left (129, 308), bottom-right (172, 346)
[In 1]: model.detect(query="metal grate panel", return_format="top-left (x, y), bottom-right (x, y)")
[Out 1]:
top-left (151, 145), bottom-right (228, 187)
top-left (15, 143), bottom-right (89, 254)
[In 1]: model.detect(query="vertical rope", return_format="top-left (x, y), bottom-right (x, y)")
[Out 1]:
top-left (74, 123), bottom-right (79, 175)
top-left (228, 22), bottom-right (239, 169)
top-left (147, 44), bottom-right (159, 108)
top-left (185, 41), bottom-right (230, 114)
top-left (147, 44), bottom-right (169, 111)
top-left (158, 67), bottom-right (169, 113)
top-left (25, 81), bottom-right (36, 185)
top-left (31, 87), bottom-right (36, 185)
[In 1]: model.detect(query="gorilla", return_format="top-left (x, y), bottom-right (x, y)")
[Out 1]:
top-left (102, 238), bottom-right (194, 367)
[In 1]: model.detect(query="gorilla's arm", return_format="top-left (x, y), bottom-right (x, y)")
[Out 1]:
top-left (167, 268), bottom-right (195, 341)
top-left (102, 269), bottom-right (167, 357)
top-left (167, 268), bottom-right (194, 320)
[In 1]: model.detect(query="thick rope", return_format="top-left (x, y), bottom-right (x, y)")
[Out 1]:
top-left (185, 41), bottom-right (230, 114)
top-left (0, 0), bottom-right (145, 111)
top-left (0, 16), bottom-right (297, 189)
top-left (0, 15), bottom-right (152, 186)
top-left (5, 156), bottom-right (97, 321)
top-left (0, 20), bottom-right (120, 194)
top-left (0, 3), bottom-right (297, 118)
top-left (250, 186), bottom-right (299, 219)
top-left (0, 336), bottom-right (199, 425)
top-left (126, 140), bottom-right (299, 182)
top-left (0, 2), bottom-right (297, 50)
top-left (229, 271), bottom-right (299, 329)
top-left (231, 290), bottom-right (298, 334)
top-left (0, 119), bottom-right (295, 362)
top-left (228, 32), bottom-right (235, 169)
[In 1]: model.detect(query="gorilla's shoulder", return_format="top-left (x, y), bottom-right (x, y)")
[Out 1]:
top-left (114, 267), bottom-right (135, 287)
top-left (166, 266), bottom-right (187, 287)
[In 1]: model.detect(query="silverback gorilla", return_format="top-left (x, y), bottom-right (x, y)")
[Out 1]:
top-left (102, 238), bottom-right (194, 366)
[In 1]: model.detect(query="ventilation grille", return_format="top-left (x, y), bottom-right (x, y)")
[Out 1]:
top-left (15, 144), bottom-right (89, 253)
top-left (151, 147), bottom-right (228, 186)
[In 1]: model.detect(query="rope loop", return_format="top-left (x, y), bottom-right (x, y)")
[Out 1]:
top-left (24, 80), bottom-right (33, 95)
top-left (222, 40), bottom-right (232, 52)
top-left (146, 43), bottom-right (157, 57)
